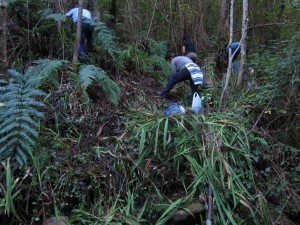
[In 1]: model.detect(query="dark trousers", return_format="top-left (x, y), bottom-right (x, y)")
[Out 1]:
top-left (160, 67), bottom-right (199, 98)
top-left (79, 21), bottom-right (94, 53)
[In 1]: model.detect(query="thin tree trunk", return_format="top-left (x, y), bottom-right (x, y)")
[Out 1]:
top-left (146, 0), bottom-right (158, 38)
top-left (110, 0), bottom-right (117, 24)
top-left (55, 0), bottom-right (65, 60)
top-left (0, 0), bottom-right (8, 79)
top-left (55, 0), bottom-right (62, 32)
top-left (237, 0), bottom-right (249, 87)
top-left (218, 0), bottom-right (229, 40)
top-left (218, 0), bottom-right (235, 112)
top-left (91, 0), bottom-right (100, 22)
top-left (72, 0), bottom-right (83, 69)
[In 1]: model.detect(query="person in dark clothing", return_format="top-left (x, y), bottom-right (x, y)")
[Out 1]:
top-left (66, 5), bottom-right (94, 53)
top-left (160, 55), bottom-right (203, 98)
top-left (224, 42), bottom-right (241, 61)
top-left (182, 36), bottom-right (197, 63)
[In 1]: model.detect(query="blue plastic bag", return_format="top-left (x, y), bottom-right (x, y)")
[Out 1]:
top-left (164, 103), bottom-right (186, 116)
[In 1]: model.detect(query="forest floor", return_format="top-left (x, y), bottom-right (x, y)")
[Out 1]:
top-left (87, 72), bottom-right (191, 116)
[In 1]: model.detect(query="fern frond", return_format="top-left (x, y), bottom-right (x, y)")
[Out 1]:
top-left (148, 39), bottom-right (168, 58)
top-left (149, 55), bottom-right (171, 78)
top-left (135, 31), bottom-right (147, 41)
top-left (24, 59), bottom-right (68, 87)
top-left (0, 141), bottom-right (15, 155)
top-left (23, 89), bottom-right (47, 98)
top-left (79, 65), bottom-right (121, 105)
top-left (0, 70), bottom-right (45, 165)
top-left (46, 13), bottom-right (66, 22)
top-left (78, 65), bottom-right (97, 89)
top-left (16, 147), bottom-right (27, 167)
top-left (16, 131), bottom-right (36, 146)
top-left (0, 132), bottom-right (20, 145)
top-left (94, 22), bottom-right (117, 58)
top-left (0, 79), bottom-right (8, 84)
top-left (8, 69), bottom-right (25, 84)
top-left (0, 123), bottom-right (38, 138)
top-left (4, 108), bottom-right (44, 118)
top-left (0, 116), bottom-right (38, 130)
top-left (0, 136), bottom-right (28, 154)
top-left (97, 76), bottom-right (121, 105)
top-left (4, 138), bottom-right (20, 150)
top-left (37, 8), bottom-right (53, 17)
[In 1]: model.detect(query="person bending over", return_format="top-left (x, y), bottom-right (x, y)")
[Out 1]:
top-left (160, 55), bottom-right (203, 99)
top-left (66, 5), bottom-right (94, 54)
top-left (224, 42), bottom-right (241, 62)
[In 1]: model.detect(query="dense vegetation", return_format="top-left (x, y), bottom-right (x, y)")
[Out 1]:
top-left (0, 0), bottom-right (299, 224)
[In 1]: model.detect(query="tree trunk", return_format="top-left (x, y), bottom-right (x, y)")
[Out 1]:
top-left (0, 0), bottom-right (8, 79)
top-left (72, 0), bottom-right (83, 69)
top-left (110, 0), bottom-right (117, 24)
top-left (55, 0), bottom-right (62, 32)
top-left (236, 0), bottom-right (249, 88)
top-left (92, 0), bottom-right (100, 22)
top-left (218, 0), bottom-right (235, 112)
top-left (218, 0), bottom-right (229, 40)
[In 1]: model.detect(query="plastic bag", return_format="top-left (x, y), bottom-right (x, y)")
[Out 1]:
top-left (191, 92), bottom-right (203, 113)
top-left (164, 103), bottom-right (186, 116)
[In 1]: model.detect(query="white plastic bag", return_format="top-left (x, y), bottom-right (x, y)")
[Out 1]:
top-left (191, 92), bottom-right (203, 113)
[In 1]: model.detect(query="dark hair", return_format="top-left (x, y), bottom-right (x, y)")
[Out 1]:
top-left (183, 35), bottom-right (190, 42)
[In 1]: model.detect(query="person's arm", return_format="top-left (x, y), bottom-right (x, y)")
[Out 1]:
top-left (65, 8), bottom-right (75, 17)
top-left (182, 45), bottom-right (186, 55)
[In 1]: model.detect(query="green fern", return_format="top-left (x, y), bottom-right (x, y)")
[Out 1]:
top-left (115, 43), bottom-right (171, 79)
top-left (148, 39), bottom-right (168, 58)
top-left (149, 55), bottom-right (171, 78)
top-left (25, 59), bottom-right (68, 87)
top-left (0, 70), bottom-right (46, 166)
top-left (46, 13), bottom-right (66, 22)
top-left (94, 22), bottom-right (117, 59)
top-left (79, 65), bottom-right (121, 105)
top-left (134, 33), bottom-right (168, 58)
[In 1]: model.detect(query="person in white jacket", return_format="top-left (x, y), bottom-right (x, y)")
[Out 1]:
top-left (66, 5), bottom-right (94, 53)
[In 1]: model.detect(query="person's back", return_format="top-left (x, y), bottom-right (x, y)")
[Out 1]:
top-left (66, 7), bottom-right (92, 23)
top-left (65, 5), bottom-right (95, 58)
top-left (160, 55), bottom-right (203, 99)
top-left (171, 56), bottom-right (194, 73)
top-left (224, 42), bottom-right (241, 61)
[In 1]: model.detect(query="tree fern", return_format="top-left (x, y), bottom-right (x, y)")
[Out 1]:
top-left (93, 22), bottom-right (117, 59)
top-left (0, 70), bottom-right (46, 166)
top-left (115, 43), bottom-right (171, 80)
top-left (79, 65), bottom-right (121, 105)
top-left (147, 39), bottom-right (170, 77)
top-left (25, 59), bottom-right (68, 87)
top-left (149, 55), bottom-right (171, 78)
top-left (148, 39), bottom-right (168, 58)
top-left (46, 13), bottom-right (66, 22)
